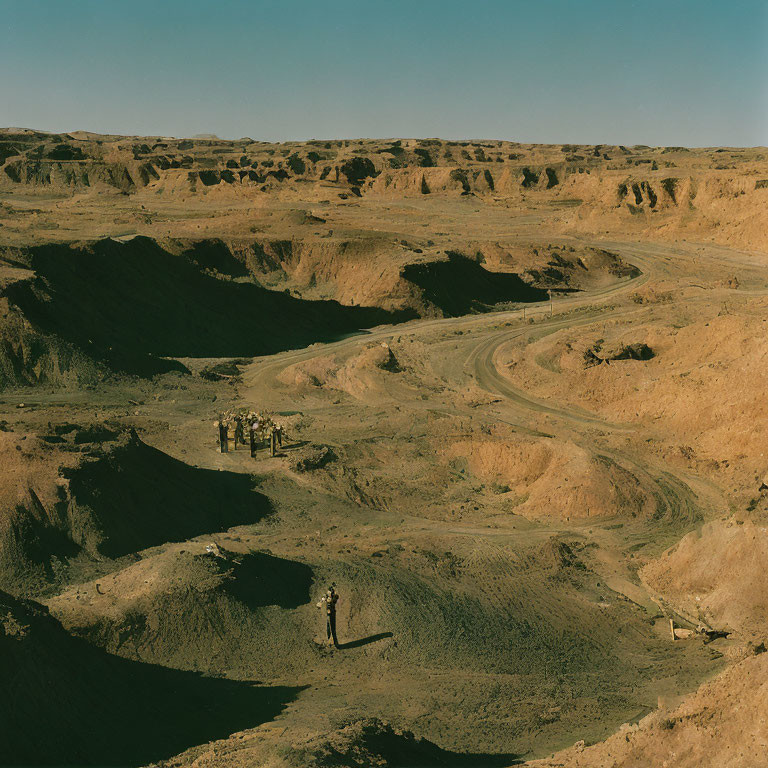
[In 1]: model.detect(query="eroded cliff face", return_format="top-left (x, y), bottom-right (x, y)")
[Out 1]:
top-left (3, 130), bottom-right (758, 395)
top-left (0, 231), bottom-right (638, 389)
top-left (2, 130), bottom-right (766, 250)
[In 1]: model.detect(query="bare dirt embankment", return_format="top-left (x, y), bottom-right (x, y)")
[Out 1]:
top-left (643, 505), bottom-right (768, 642)
top-left (0, 589), bottom-right (299, 767)
top-left (0, 425), bottom-right (271, 595)
top-left (2, 131), bottom-right (767, 253)
top-left (0, 232), bottom-right (638, 390)
top-left (528, 649), bottom-right (768, 768)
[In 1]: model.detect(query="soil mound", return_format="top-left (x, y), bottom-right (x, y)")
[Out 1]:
top-left (48, 546), bottom-right (316, 677)
top-left (278, 342), bottom-right (404, 400)
top-left (0, 427), bottom-right (271, 595)
top-left (284, 718), bottom-right (519, 767)
top-left (444, 436), bottom-right (655, 521)
top-left (642, 514), bottom-right (768, 640)
top-left (0, 589), bottom-right (300, 766)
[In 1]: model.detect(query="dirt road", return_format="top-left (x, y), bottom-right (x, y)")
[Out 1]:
top-left (160, 236), bottom-right (752, 763)
top-left (5, 235), bottom-right (757, 766)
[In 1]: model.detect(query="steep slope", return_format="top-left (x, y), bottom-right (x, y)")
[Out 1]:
top-left (3, 132), bottom-right (767, 251)
top-left (0, 589), bottom-right (299, 766)
top-left (0, 426), bottom-right (271, 595)
top-left (0, 236), bottom-right (411, 385)
top-left (527, 651), bottom-right (768, 768)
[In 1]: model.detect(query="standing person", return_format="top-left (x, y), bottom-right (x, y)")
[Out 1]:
top-left (269, 423), bottom-right (277, 457)
top-left (234, 416), bottom-right (245, 450)
top-left (317, 584), bottom-right (340, 647)
top-left (274, 423), bottom-right (283, 448)
top-left (249, 420), bottom-right (257, 457)
top-left (217, 417), bottom-right (228, 453)
top-left (253, 416), bottom-right (262, 451)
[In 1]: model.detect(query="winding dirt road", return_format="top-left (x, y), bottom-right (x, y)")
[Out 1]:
top-left (243, 238), bottom-right (756, 529)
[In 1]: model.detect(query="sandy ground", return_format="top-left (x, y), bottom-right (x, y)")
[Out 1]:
top-left (2, 133), bottom-right (768, 767)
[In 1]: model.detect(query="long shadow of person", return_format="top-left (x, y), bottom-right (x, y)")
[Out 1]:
top-left (282, 440), bottom-right (310, 451)
top-left (337, 632), bottom-right (393, 650)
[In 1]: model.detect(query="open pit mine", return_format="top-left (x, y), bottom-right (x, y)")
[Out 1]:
top-left (1, 128), bottom-right (767, 767)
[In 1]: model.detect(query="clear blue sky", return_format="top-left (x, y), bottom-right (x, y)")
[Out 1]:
top-left (2, 0), bottom-right (766, 146)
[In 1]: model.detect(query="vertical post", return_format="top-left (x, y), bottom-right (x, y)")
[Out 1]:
top-left (669, 618), bottom-right (676, 641)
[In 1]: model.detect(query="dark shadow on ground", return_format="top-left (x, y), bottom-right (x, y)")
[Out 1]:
top-left (299, 717), bottom-right (523, 767)
top-left (435, 752), bottom-right (524, 766)
top-left (282, 440), bottom-right (310, 450)
top-left (401, 252), bottom-right (548, 316)
top-left (338, 631), bottom-right (394, 650)
top-left (228, 551), bottom-right (314, 609)
top-left (4, 237), bottom-right (415, 377)
top-left (0, 430), bottom-right (275, 596)
top-left (0, 590), bottom-right (304, 767)
top-left (63, 432), bottom-right (273, 560)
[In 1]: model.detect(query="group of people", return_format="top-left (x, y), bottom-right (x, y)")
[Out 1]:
top-left (214, 409), bottom-right (285, 457)
top-left (211, 413), bottom-right (343, 647)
